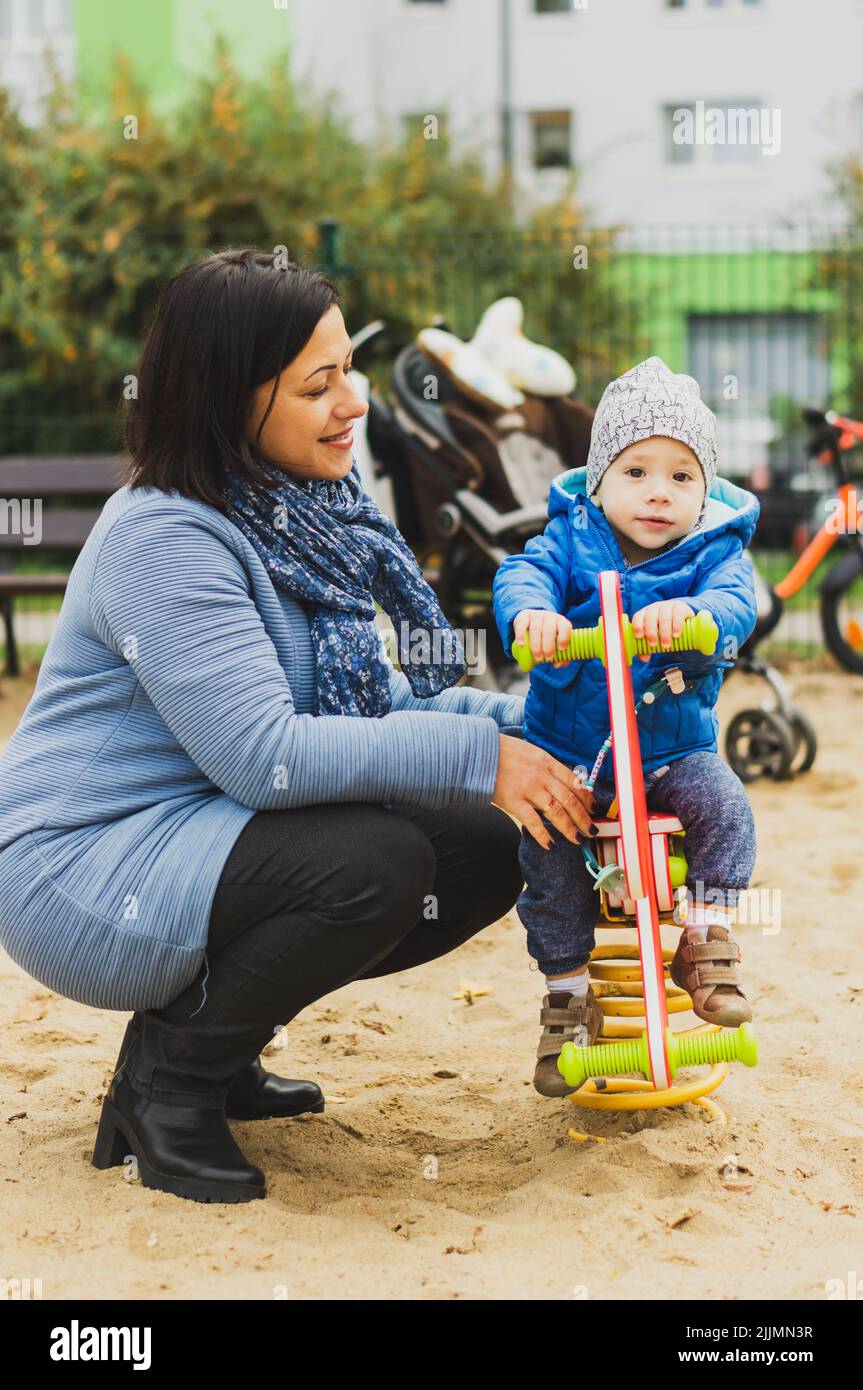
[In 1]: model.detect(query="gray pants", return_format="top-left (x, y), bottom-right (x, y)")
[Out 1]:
top-left (517, 751), bottom-right (757, 976)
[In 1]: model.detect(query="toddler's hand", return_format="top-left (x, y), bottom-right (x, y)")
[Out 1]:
top-left (513, 609), bottom-right (573, 666)
top-left (631, 601), bottom-right (695, 662)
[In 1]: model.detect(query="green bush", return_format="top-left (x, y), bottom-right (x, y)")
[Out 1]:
top-left (0, 35), bottom-right (617, 454)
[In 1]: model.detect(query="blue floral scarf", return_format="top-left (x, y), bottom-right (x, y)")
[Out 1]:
top-left (222, 454), bottom-right (466, 717)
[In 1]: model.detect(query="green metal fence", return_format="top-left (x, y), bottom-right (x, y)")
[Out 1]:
top-left (316, 219), bottom-right (863, 463)
top-left (2, 218), bottom-right (862, 458)
top-left (3, 218), bottom-right (863, 664)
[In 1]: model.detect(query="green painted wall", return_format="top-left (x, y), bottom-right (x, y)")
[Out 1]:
top-left (173, 0), bottom-right (291, 88)
top-left (74, 0), bottom-right (292, 117)
top-left (74, 0), bottom-right (173, 110)
top-left (605, 249), bottom-right (847, 407)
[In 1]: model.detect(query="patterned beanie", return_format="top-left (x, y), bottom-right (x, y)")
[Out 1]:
top-left (585, 356), bottom-right (717, 516)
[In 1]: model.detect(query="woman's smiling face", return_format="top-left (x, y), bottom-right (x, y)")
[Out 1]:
top-left (244, 304), bottom-right (369, 483)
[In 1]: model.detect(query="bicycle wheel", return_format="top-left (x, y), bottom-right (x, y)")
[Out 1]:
top-left (821, 549), bottom-right (863, 674)
top-left (725, 709), bottom-right (795, 782)
top-left (788, 705), bottom-right (817, 775)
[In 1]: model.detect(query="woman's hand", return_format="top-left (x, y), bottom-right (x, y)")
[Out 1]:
top-left (492, 733), bottom-right (597, 851)
top-left (513, 608), bottom-right (573, 668)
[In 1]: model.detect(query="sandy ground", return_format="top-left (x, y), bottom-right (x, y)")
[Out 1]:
top-left (1, 661), bottom-right (862, 1301)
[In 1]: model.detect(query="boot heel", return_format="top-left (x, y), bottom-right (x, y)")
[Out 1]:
top-left (92, 1099), bottom-right (134, 1170)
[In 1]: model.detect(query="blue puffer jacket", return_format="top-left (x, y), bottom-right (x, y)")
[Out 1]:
top-left (492, 466), bottom-right (760, 783)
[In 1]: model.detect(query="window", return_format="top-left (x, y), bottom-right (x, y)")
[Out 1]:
top-left (666, 1), bottom-right (761, 9)
top-left (688, 312), bottom-right (828, 480)
top-left (533, 0), bottom-right (576, 12)
top-left (0, 0), bottom-right (73, 41)
top-left (665, 103), bottom-right (695, 165)
top-left (529, 110), bottom-right (572, 169)
top-left (663, 99), bottom-right (767, 166)
top-left (27, 0), bottom-right (47, 37)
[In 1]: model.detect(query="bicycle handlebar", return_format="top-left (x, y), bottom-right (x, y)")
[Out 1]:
top-left (510, 609), bottom-right (719, 673)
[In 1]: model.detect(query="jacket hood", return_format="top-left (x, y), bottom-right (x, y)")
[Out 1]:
top-left (548, 465), bottom-right (760, 554)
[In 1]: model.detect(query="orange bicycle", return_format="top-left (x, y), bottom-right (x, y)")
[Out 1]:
top-left (722, 406), bottom-right (863, 782)
top-left (767, 407), bottom-right (863, 673)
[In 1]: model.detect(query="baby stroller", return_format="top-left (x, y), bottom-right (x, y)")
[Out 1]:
top-left (358, 320), bottom-right (594, 690)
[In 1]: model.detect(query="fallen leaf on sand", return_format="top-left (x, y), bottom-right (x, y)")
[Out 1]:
top-left (11, 993), bottom-right (57, 1022)
top-left (444, 1226), bottom-right (482, 1254)
top-left (662, 1207), bottom-right (699, 1229)
top-left (392, 1218), bottom-right (418, 1240)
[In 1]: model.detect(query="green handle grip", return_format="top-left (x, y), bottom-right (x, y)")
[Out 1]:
top-left (511, 610), bottom-right (718, 673)
top-left (557, 1021), bottom-right (758, 1090)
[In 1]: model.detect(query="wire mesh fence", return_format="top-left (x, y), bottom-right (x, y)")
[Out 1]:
top-left (3, 218), bottom-right (863, 664)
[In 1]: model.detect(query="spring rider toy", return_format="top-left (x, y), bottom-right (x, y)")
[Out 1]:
top-left (511, 570), bottom-right (758, 1116)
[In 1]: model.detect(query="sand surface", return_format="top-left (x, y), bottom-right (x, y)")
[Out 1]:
top-left (1, 664), bottom-right (861, 1301)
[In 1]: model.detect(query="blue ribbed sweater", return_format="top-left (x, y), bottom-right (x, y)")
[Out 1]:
top-left (0, 484), bottom-right (525, 1012)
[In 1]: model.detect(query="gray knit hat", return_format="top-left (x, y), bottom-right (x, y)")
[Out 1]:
top-left (585, 356), bottom-right (717, 516)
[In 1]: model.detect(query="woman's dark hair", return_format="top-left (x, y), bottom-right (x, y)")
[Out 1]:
top-left (124, 247), bottom-right (341, 513)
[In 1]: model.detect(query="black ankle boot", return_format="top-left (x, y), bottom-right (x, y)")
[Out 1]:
top-left (92, 1068), bottom-right (266, 1204)
top-left (224, 1056), bottom-right (325, 1121)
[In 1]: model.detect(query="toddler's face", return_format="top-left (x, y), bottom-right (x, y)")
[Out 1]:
top-left (591, 436), bottom-right (705, 563)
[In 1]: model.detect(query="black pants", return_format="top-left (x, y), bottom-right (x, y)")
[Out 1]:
top-left (116, 800), bottom-right (524, 1108)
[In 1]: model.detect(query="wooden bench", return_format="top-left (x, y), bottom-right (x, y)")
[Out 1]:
top-left (0, 456), bottom-right (128, 676)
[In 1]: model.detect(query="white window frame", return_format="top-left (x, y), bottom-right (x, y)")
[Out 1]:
top-left (524, 0), bottom-right (586, 23)
top-left (0, 0), bottom-right (73, 48)
top-left (528, 107), bottom-right (575, 172)
top-left (661, 0), bottom-right (765, 23)
top-left (398, 0), bottom-right (451, 14)
top-left (527, 0), bottom-right (584, 16)
top-left (660, 97), bottom-right (772, 177)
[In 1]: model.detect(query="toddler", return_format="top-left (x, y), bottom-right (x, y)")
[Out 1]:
top-left (492, 356), bottom-right (760, 1096)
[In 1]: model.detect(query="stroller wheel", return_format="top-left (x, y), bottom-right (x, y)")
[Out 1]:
top-left (725, 708), bottom-right (795, 782)
top-left (787, 705), bottom-right (817, 775)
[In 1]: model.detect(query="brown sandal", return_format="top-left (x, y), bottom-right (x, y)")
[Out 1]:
top-left (533, 987), bottom-right (604, 1097)
top-left (669, 924), bottom-right (752, 1026)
